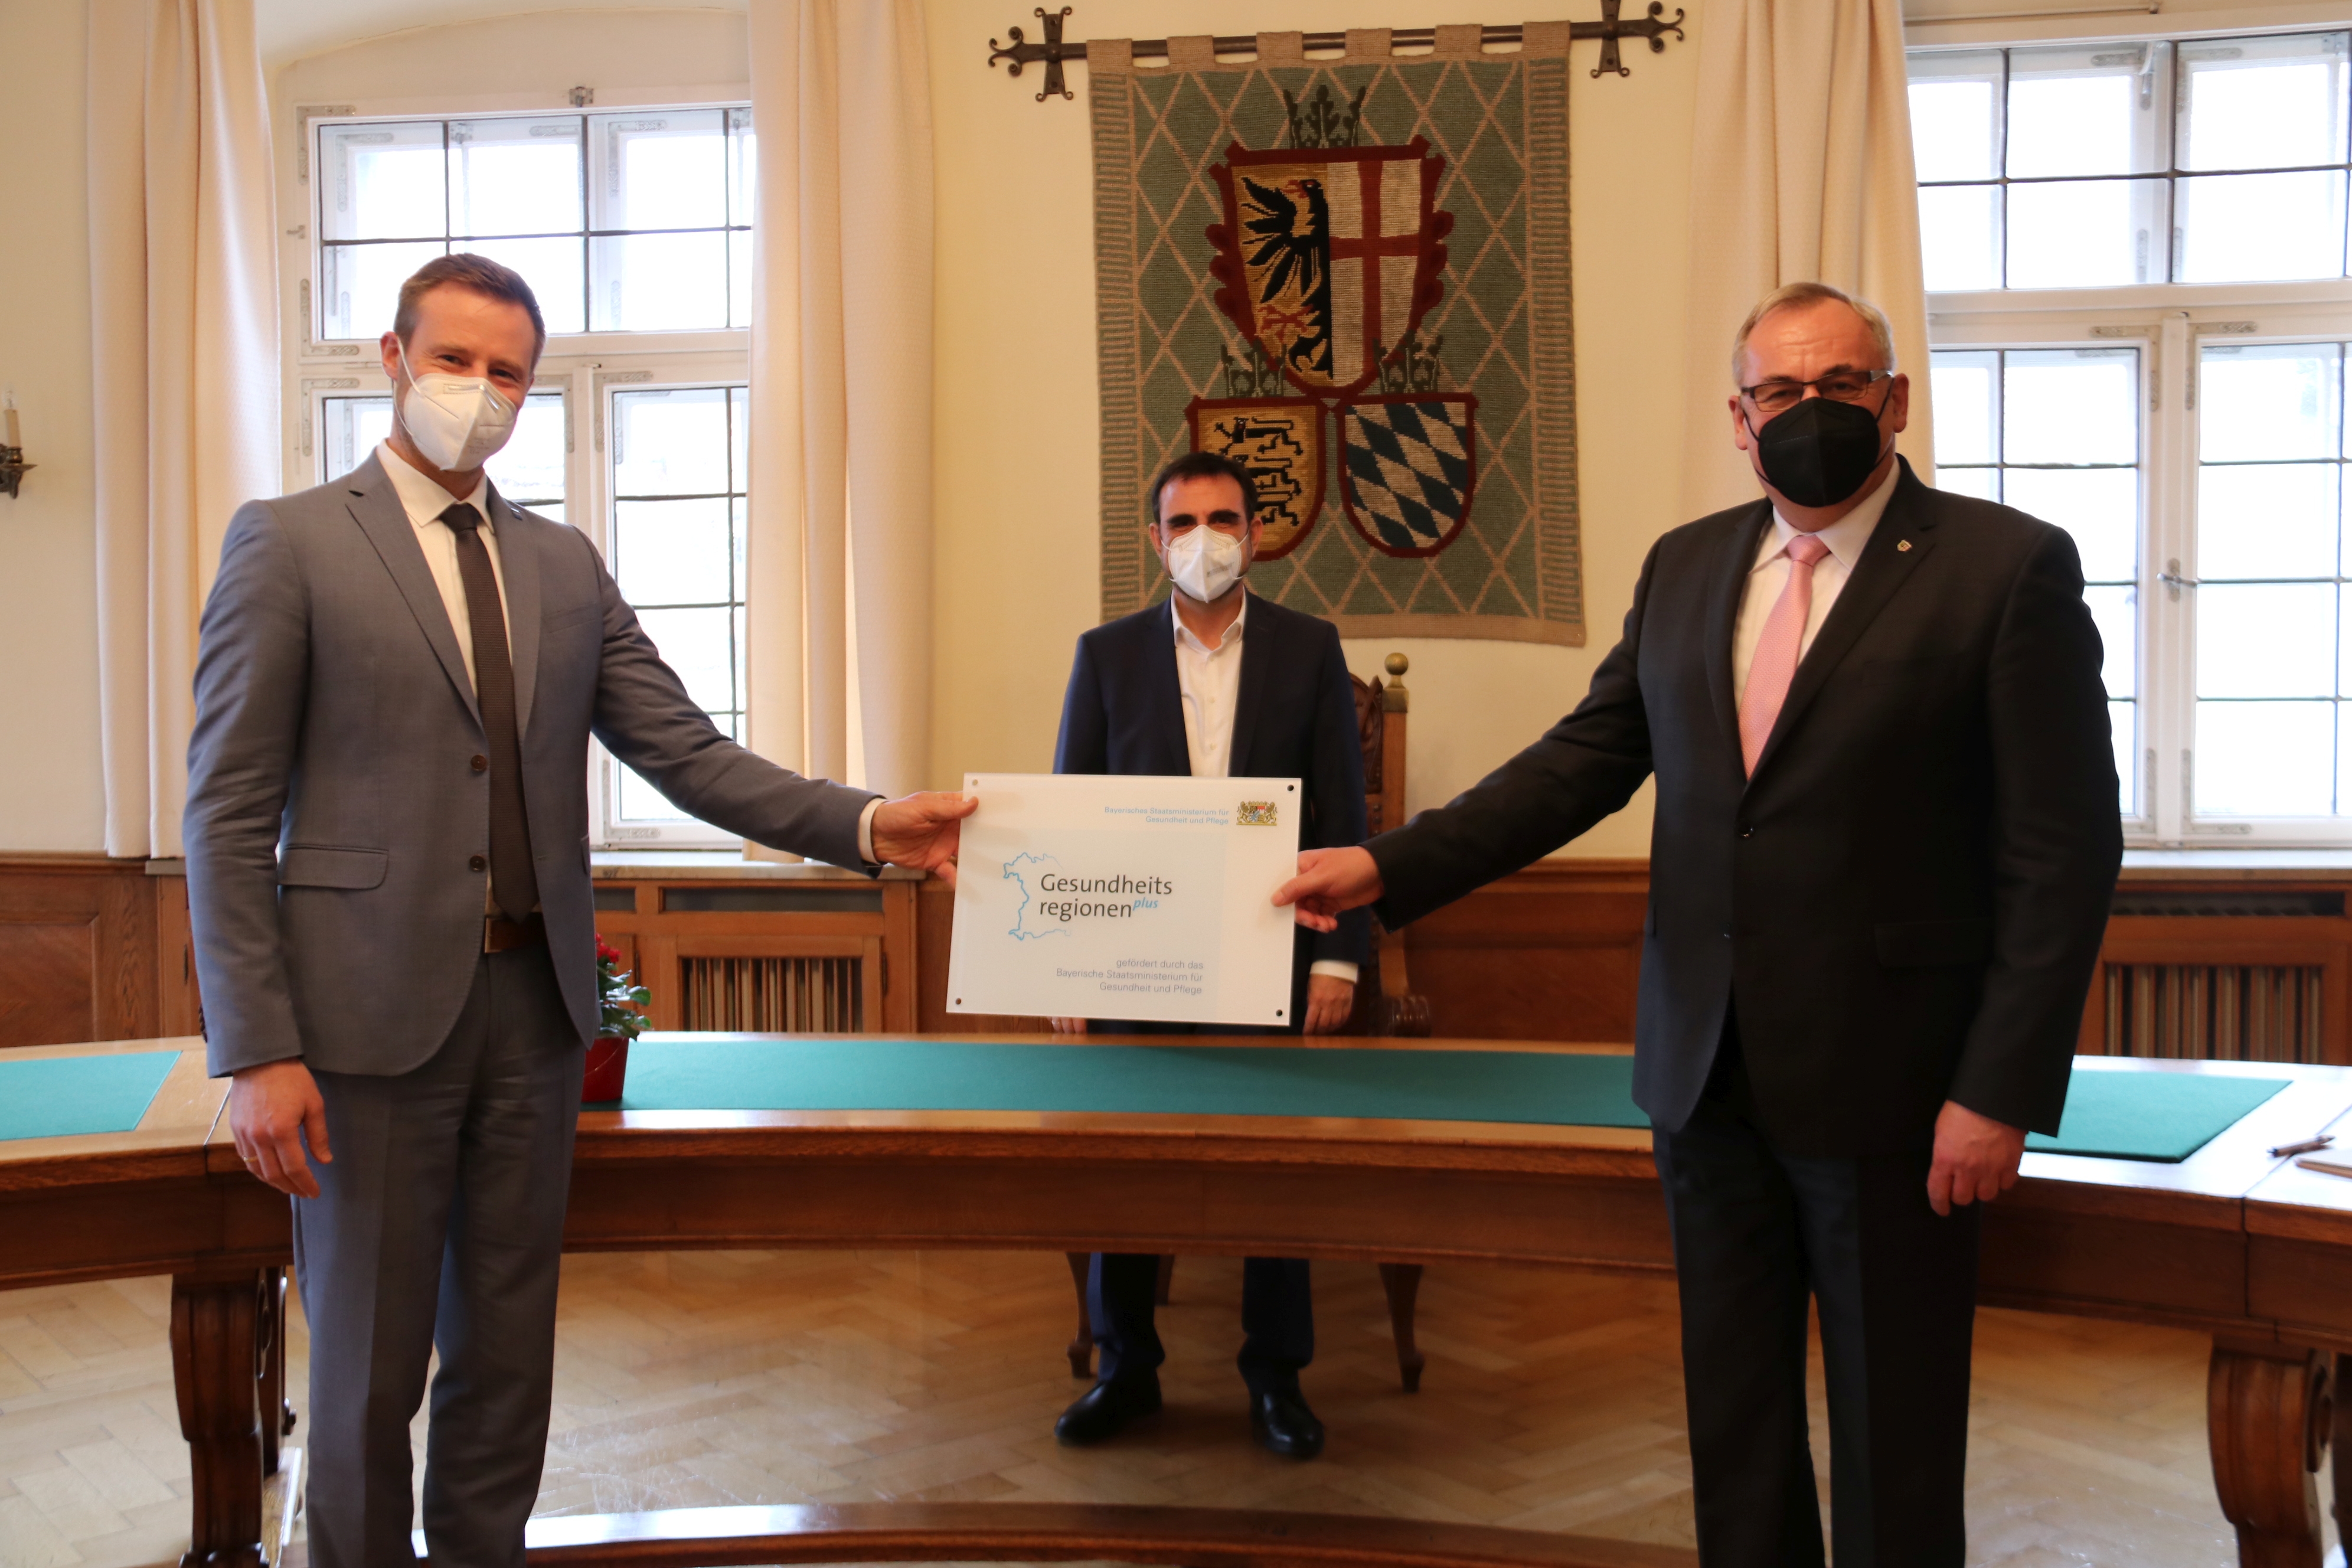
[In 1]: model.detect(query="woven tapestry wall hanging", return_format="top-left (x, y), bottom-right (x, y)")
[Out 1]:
top-left (1089, 23), bottom-right (1582, 645)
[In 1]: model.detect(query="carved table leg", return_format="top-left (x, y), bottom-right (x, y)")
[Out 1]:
top-left (2209, 1337), bottom-right (2332, 1568)
top-left (1063, 1252), bottom-right (1093, 1378)
top-left (1377, 1263), bottom-right (1427, 1393)
top-left (172, 1268), bottom-right (271, 1568)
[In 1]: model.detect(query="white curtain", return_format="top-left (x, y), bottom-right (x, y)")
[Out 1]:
top-left (743, 0), bottom-right (935, 803)
top-left (87, 0), bottom-right (280, 860)
top-left (1679, 0), bottom-right (1933, 520)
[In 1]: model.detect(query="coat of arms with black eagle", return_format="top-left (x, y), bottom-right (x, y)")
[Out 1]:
top-left (1195, 100), bottom-right (1478, 561)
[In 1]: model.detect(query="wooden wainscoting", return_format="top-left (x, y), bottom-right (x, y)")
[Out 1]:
top-left (1397, 862), bottom-right (2352, 1063)
top-left (0, 856), bottom-right (175, 1049)
top-left (1398, 860), bottom-right (1649, 1042)
top-left (591, 871), bottom-right (921, 1035)
top-left (17, 854), bottom-right (2352, 1065)
top-left (2083, 880), bottom-right (2352, 1065)
top-left (916, 878), bottom-right (1048, 1034)
top-left (907, 861), bottom-right (1649, 1042)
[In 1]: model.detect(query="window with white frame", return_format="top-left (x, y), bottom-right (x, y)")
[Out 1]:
top-left (1928, 347), bottom-right (2143, 813)
top-left (318, 391), bottom-right (569, 520)
top-left (313, 109), bottom-right (755, 340)
top-left (295, 100), bottom-right (756, 848)
top-left (604, 384), bottom-right (752, 825)
top-left (1910, 28), bottom-right (2352, 842)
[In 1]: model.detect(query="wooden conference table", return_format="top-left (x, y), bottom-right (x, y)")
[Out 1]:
top-left (8, 1033), bottom-right (2352, 1568)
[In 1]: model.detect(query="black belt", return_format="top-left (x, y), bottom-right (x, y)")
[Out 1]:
top-left (484, 912), bottom-right (546, 953)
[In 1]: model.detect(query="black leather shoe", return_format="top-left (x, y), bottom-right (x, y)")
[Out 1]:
top-left (1055, 1378), bottom-right (1162, 1446)
top-left (1250, 1390), bottom-right (1325, 1459)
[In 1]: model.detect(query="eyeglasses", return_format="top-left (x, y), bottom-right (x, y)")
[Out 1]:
top-left (1739, 370), bottom-right (1893, 417)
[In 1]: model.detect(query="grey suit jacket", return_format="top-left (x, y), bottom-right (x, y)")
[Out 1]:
top-left (186, 454), bottom-right (879, 1078)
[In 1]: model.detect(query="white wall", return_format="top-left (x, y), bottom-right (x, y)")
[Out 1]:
top-left (270, 7), bottom-right (749, 104)
top-left (925, 1), bottom-right (1694, 854)
top-left (0, 0), bottom-right (104, 850)
top-left (256, 0), bottom-right (743, 74)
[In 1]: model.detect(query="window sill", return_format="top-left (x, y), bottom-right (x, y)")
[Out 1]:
top-left (2122, 847), bottom-right (2352, 880)
top-left (591, 850), bottom-right (922, 881)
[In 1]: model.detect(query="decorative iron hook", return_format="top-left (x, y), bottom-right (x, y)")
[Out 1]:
top-left (988, 7), bottom-right (1075, 102)
top-left (1591, 1), bottom-right (1687, 79)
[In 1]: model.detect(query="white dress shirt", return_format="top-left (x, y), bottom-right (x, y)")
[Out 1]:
top-left (378, 442), bottom-right (883, 864)
top-left (377, 441), bottom-right (507, 691)
top-left (1171, 594), bottom-right (1357, 987)
top-left (1731, 463), bottom-right (1900, 704)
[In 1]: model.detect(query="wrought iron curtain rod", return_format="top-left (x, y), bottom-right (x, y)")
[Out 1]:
top-left (1126, 25), bottom-right (1528, 57)
top-left (989, 4), bottom-right (1687, 100)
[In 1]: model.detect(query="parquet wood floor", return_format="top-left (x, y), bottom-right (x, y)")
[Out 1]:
top-left (0, 1250), bottom-right (2322, 1566)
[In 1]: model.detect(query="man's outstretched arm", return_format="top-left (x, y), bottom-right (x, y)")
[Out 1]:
top-left (1277, 540), bottom-right (1664, 932)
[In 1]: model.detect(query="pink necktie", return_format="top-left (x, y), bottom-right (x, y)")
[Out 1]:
top-left (1739, 533), bottom-right (1831, 776)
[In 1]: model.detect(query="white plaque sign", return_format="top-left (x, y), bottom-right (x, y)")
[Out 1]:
top-left (945, 772), bottom-right (1303, 1028)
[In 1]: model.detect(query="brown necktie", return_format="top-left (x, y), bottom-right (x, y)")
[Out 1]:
top-left (441, 503), bottom-right (538, 922)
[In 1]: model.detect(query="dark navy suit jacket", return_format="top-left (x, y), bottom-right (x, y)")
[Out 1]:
top-left (1054, 593), bottom-right (1373, 1000)
top-left (1368, 461), bottom-right (2122, 1152)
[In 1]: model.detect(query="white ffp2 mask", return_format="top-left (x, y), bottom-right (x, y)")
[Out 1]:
top-left (396, 342), bottom-right (518, 472)
top-left (1165, 524), bottom-right (1247, 603)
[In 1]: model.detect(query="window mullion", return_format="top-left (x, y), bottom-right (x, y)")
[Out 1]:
top-left (2145, 309), bottom-right (2199, 840)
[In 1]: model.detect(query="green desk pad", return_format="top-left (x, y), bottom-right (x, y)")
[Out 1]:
top-left (2025, 1071), bottom-right (2289, 1162)
top-left (607, 1040), bottom-right (2291, 1162)
top-left (0, 1051), bottom-right (179, 1143)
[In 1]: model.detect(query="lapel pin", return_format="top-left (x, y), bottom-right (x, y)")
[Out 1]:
top-left (1897, 539), bottom-right (1913, 552)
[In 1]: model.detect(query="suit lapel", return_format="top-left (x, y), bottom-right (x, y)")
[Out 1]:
top-left (491, 487), bottom-right (543, 739)
top-left (1707, 502), bottom-right (1772, 770)
top-left (1228, 594), bottom-right (1270, 778)
top-left (344, 456), bottom-right (480, 726)
top-left (1748, 463), bottom-right (1941, 785)
top-left (1146, 601), bottom-right (1192, 774)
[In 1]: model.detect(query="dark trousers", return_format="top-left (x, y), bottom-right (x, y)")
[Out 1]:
top-left (294, 948), bottom-right (583, 1568)
top-left (1088, 1014), bottom-right (1313, 1399)
top-left (1652, 1028), bottom-right (1980, 1568)
top-left (1089, 1252), bottom-right (1314, 1398)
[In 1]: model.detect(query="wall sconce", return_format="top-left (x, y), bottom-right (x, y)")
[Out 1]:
top-left (1, 395), bottom-right (32, 499)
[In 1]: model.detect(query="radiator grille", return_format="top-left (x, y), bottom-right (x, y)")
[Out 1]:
top-left (680, 955), bottom-right (864, 1033)
top-left (2110, 890), bottom-right (2345, 918)
top-left (2103, 963), bottom-right (2324, 1064)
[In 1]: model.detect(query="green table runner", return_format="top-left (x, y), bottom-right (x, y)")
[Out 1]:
top-left (613, 1039), bottom-right (1650, 1128)
top-left (2024, 1070), bottom-right (2288, 1162)
top-left (0, 1051), bottom-right (179, 1142)
top-left (0, 1043), bottom-right (2285, 1161)
top-left (605, 1040), bottom-right (2290, 1163)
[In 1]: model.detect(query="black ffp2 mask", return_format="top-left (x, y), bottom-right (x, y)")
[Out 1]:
top-left (1751, 394), bottom-right (1887, 509)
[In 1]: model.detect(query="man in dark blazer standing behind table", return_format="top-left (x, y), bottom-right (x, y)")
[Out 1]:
top-left (1050, 449), bottom-right (1371, 1461)
top-left (1278, 283), bottom-right (2122, 1566)
top-left (185, 254), bottom-right (974, 1568)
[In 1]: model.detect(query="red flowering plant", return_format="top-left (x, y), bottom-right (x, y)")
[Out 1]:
top-left (595, 937), bottom-right (653, 1042)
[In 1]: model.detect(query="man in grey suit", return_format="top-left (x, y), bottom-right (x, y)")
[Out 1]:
top-left (185, 253), bottom-right (972, 1568)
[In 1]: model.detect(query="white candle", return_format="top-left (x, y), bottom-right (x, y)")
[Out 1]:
top-left (3, 406), bottom-right (17, 449)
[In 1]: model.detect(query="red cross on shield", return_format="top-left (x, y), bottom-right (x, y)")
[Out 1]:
top-left (1207, 138), bottom-right (1453, 401)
